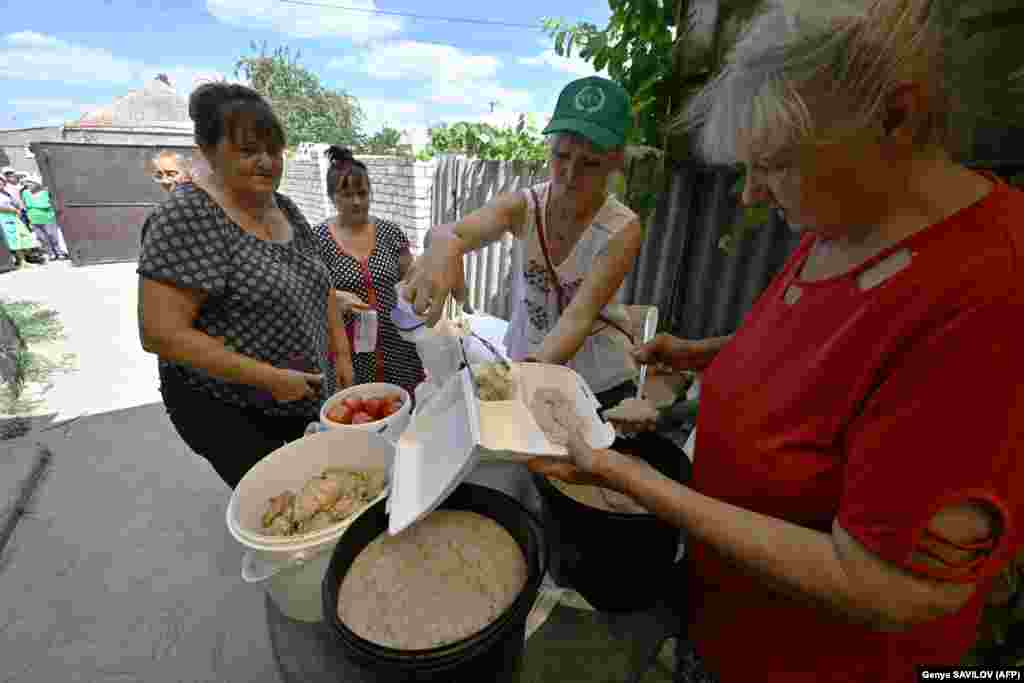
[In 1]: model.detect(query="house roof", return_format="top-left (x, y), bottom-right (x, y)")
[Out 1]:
top-left (71, 75), bottom-right (192, 131)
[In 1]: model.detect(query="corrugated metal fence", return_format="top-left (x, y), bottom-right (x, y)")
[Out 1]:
top-left (431, 155), bottom-right (799, 338)
top-left (624, 163), bottom-right (800, 339)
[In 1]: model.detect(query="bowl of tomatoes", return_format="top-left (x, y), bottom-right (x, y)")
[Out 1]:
top-left (320, 383), bottom-right (412, 441)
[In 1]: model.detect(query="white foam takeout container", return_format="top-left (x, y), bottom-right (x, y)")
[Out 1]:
top-left (386, 362), bottom-right (614, 535)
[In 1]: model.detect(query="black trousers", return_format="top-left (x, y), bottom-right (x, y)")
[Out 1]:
top-left (160, 369), bottom-right (316, 489)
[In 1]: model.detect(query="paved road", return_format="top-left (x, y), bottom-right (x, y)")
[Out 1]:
top-left (1, 261), bottom-right (161, 423)
top-left (0, 406), bottom-right (283, 683)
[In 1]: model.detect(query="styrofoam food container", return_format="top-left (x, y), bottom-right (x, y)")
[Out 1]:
top-left (226, 429), bottom-right (395, 621)
top-left (387, 363), bottom-right (615, 536)
top-left (319, 383), bottom-right (411, 442)
top-left (476, 362), bottom-right (615, 456)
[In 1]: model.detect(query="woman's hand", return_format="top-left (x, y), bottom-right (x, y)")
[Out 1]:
top-left (268, 369), bottom-right (323, 402)
top-left (402, 225), bottom-right (466, 326)
top-left (633, 334), bottom-right (722, 373)
top-left (335, 356), bottom-right (354, 389)
top-left (527, 427), bottom-right (653, 494)
top-left (334, 290), bottom-right (372, 315)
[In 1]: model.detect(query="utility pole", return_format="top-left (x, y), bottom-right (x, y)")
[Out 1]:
top-left (488, 101), bottom-right (498, 113)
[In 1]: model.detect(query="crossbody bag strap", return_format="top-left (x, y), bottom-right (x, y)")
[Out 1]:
top-left (328, 221), bottom-right (386, 383)
top-left (528, 187), bottom-right (635, 345)
top-left (530, 187), bottom-right (567, 314)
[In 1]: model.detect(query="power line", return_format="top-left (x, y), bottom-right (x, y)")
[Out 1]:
top-left (277, 0), bottom-right (544, 30)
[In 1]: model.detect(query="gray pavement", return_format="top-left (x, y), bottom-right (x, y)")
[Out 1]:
top-left (1, 404), bottom-right (282, 683)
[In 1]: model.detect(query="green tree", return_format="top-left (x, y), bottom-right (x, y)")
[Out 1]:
top-left (418, 116), bottom-right (548, 163)
top-left (235, 43), bottom-right (365, 147)
top-left (543, 1), bottom-right (764, 229)
top-left (365, 126), bottom-right (404, 154)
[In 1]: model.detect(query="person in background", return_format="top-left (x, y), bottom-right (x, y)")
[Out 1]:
top-left (404, 76), bottom-right (643, 412)
top-left (529, 1), bottom-right (1024, 681)
top-left (20, 175), bottom-right (69, 261)
top-left (137, 82), bottom-right (354, 489)
top-left (311, 146), bottom-right (424, 395)
top-left (2, 168), bottom-right (23, 205)
top-left (148, 150), bottom-right (194, 193)
top-left (1, 167), bottom-right (38, 268)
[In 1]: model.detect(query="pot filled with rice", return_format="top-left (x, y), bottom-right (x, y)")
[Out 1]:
top-left (323, 482), bottom-right (546, 682)
top-left (527, 387), bottom-right (689, 612)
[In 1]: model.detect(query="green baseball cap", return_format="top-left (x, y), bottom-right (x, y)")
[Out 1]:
top-left (542, 76), bottom-right (632, 151)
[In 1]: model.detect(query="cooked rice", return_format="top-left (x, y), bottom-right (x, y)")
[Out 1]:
top-left (337, 510), bottom-right (527, 650)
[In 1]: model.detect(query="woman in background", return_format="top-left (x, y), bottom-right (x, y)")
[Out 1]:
top-left (20, 175), bottom-right (69, 261)
top-left (1, 167), bottom-right (38, 268)
top-left (312, 146), bottom-right (424, 396)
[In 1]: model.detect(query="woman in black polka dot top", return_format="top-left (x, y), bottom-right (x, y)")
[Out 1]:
top-left (312, 147), bottom-right (425, 396)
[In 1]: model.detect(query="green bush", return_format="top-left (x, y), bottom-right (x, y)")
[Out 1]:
top-left (0, 300), bottom-right (74, 418)
top-left (416, 117), bottom-right (549, 163)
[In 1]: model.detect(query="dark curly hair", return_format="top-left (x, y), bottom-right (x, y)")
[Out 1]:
top-left (325, 146), bottom-right (370, 202)
top-left (188, 82), bottom-right (286, 151)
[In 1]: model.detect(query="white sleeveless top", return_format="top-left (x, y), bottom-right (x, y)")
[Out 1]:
top-left (504, 182), bottom-right (638, 395)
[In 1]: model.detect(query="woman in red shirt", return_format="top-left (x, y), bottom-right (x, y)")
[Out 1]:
top-left (529, 1), bottom-right (1024, 681)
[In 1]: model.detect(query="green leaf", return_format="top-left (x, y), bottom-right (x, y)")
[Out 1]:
top-left (732, 174), bottom-right (746, 197)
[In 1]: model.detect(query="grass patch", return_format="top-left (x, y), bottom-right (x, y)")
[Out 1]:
top-left (0, 300), bottom-right (76, 429)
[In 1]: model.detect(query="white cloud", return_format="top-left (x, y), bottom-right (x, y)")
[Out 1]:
top-left (330, 41), bottom-right (499, 82)
top-left (206, 0), bottom-right (401, 42)
top-left (0, 31), bottom-right (228, 93)
top-left (438, 110), bottom-right (552, 130)
top-left (358, 98), bottom-right (427, 134)
top-left (5, 97), bottom-right (99, 127)
top-left (519, 49), bottom-right (606, 78)
top-left (430, 81), bottom-right (531, 111)
top-left (332, 41), bottom-right (531, 117)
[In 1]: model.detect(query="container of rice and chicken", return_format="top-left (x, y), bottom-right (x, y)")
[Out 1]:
top-left (226, 428), bottom-right (395, 621)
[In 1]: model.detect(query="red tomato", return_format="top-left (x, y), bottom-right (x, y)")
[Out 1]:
top-left (326, 405), bottom-right (353, 425)
top-left (362, 398), bottom-right (383, 419)
top-left (351, 411), bottom-right (376, 425)
top-left (342, 397), bottom-right (363, 413)
top-left (378, 400), bottom-right (395, 418)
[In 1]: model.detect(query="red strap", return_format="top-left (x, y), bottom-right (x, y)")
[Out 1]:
top-left (328, 222), bottom-right (385, 383)
top-left (528, 187), bottom-right (635, 345)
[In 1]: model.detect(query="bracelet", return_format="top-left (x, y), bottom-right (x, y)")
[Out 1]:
top-left (327, 352), bottom-right (338, 363)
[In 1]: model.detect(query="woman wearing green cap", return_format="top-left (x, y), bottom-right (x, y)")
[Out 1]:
top-left (404, 76), bottom-right (644, 409)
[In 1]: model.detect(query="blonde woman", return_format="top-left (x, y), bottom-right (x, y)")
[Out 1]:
top-left (404, 76), bottom-right (643, 411)
top-left (530, 1), bottom-right (1024, 680)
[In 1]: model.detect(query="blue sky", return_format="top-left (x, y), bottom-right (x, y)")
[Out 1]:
top-left (0, 0), bottom-right (615, 136)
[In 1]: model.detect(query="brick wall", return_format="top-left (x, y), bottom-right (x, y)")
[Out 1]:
top-left (279, 153), bottom-right (435, 254)
top-left (279, 156), bottom-right (331, 227)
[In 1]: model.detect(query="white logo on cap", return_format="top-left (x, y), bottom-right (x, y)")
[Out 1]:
top-left (574, 85), bottom-right (606, 115)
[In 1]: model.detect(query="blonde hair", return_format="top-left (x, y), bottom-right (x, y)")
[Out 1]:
top-left (676, 0), bottom-right (962, 165)
top-left (546, 132), bottom-right (624, 157)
